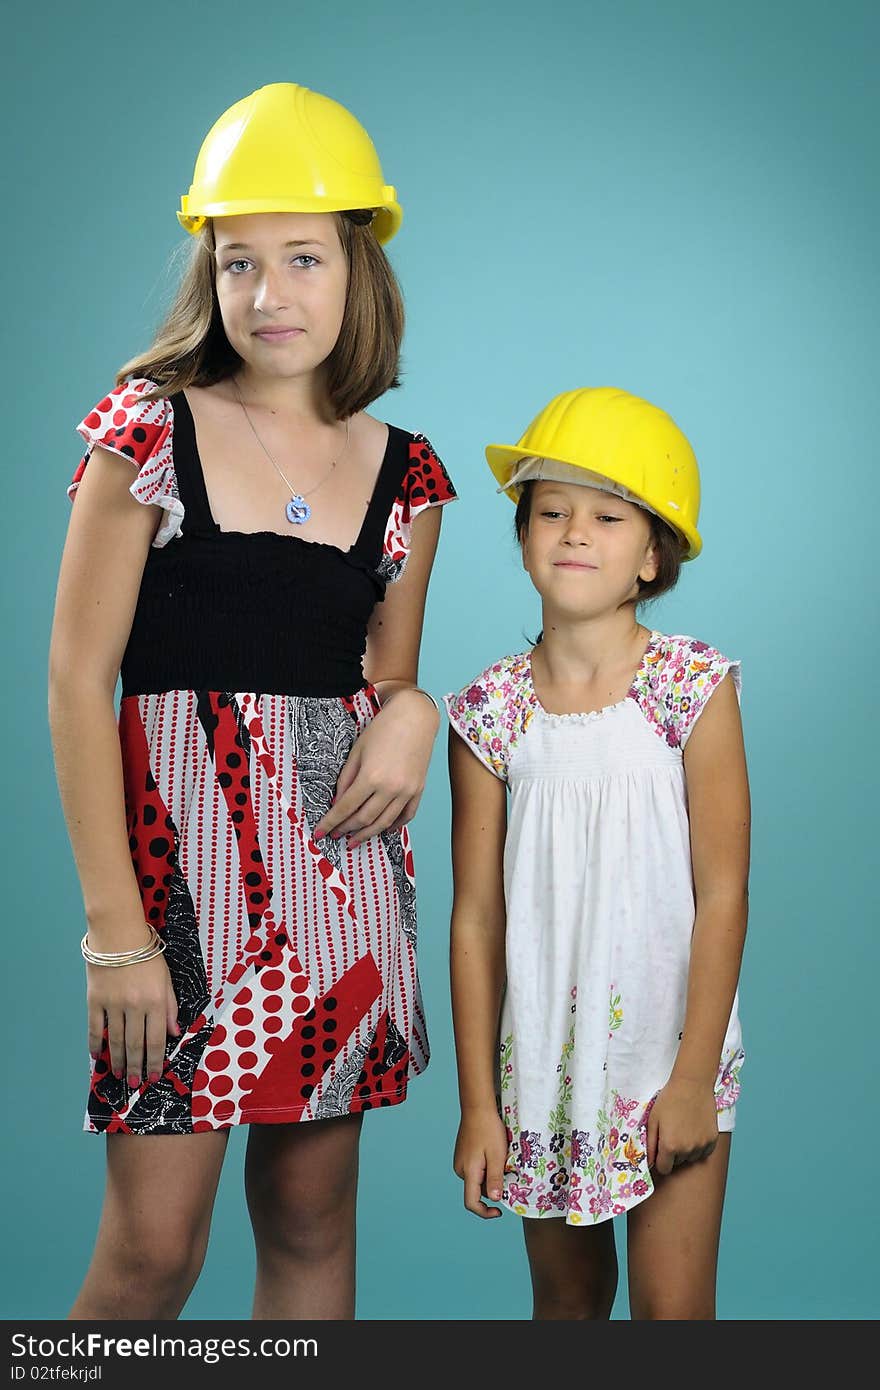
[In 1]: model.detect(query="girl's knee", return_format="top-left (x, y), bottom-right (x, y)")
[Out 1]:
top-left (251, 1182), bottom-right (357, 1263)
top-left (527, 1234), bottom-right (618, 1320)
top-left (245, 1117), bottom-right (361, 1255)
top-left (87, 1225), bottom-right (209, 1316)
top-left (98, 1206), bottom-right (209, 1301)
top-left (122, 1224), bottom-right (209, 1290)
top-left (525, 1217), bottom-right (618, 1321)
top-left (533, 1287), bottom-right (616, 1320)
top-left (630, 1293), bottom-right (715, 1320)
top-left (532, 1266), bottom-right (617, 1321)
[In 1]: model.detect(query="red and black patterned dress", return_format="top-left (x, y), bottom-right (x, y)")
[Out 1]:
top-left (69, 378), bottom-right (456, 1135)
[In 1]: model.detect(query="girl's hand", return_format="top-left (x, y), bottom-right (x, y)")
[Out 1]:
top-left (87, 946), bottom-right (180, 1087)
top-left (313, 689), bottom-right (440, 845)
top-left (646, 1077), bottom-right (719, 1177)
top-left (453, 1106), bottom-right (510, 1219)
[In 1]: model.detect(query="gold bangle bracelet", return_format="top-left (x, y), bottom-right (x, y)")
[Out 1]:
top-left (80, 926), bottom-right (167, 968)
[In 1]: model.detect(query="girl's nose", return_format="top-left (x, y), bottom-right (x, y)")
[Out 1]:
top-left (563, 518), bottom-right (592, 545)
top-left (254, 270), bottom-right (290, 315)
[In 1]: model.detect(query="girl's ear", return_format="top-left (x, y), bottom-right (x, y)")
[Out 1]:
top-left (638, 538), bottom-right (659, 584)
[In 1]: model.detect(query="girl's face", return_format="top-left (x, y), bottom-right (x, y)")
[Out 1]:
top-left (213, 212), bottom-right (348, 382)
top-left (520, 481), bottom-right (659, 618)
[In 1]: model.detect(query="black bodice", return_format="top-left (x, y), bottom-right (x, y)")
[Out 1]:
top-left (120, 393), bottom-right (412, 698)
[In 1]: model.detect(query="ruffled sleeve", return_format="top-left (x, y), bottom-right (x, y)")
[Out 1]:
top-left (70, 378), bottom-right (184, 548)
top-left (444, 653), bottom-right (532, 782)
top-left (380, 434), bottom-right (457, 583)
top-left (643, 634), bottom-right (742, 749)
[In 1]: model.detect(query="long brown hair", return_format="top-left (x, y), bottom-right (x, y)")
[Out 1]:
top-left (118, 213), bottom-right (404, 419)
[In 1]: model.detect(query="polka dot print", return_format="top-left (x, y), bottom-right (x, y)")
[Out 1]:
top-left (71, 378), bottom-right (184, 548)
top-left (118, 702), bottom-right (177, 931)
top-left (350, 1009), bottom-right (410, 1114)
top-left (190, 931), bottom-right (317, 1128)
top-left (208, 693), bottom-right (270, 928)
top-left (382, 435), bottom-right (457, 566)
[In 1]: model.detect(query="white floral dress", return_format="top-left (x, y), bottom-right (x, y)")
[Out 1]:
top-left (444, 632), bottom-right (745, 1225)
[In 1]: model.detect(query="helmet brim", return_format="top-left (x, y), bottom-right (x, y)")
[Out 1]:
top-left (486, 442), bottom-right (702, 560)
top-left (177, 198), bottom-right (402, 244)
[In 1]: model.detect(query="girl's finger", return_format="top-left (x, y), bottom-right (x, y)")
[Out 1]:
top-left (87, 1006), bottom-right (105, 1060)
top-left (166, 987), bottom-right (181, 1040)
top-left (646, 1113), bottom-right (659, 1169)
top-left (397, 792), bottom-right (422, 827)
top-left (313, 781), bottom-right (374, 840)
top-left (145, 1010), bottom-right (167, 1084)
top-left (464, 1167), bottom-right (494, 1219)
top-left (124, 1012), bottom-right (146, 1090)
top-left (313, 753), bottom-right (362, 838)
top-left (349, 797), bottom-right (410, 845)
top-left (329, 792), bottom-right (391, 841)
top-left (479, 1188), bottom-right (503, 1218)
top-left (486, 1158), bottom-right (506, 1205)
top-left (656, 1142), bottom-right (675, 1177)
top-left (334, 753), bottom-right (360, 798)
top-left (382, 798), bottom-right (418, 835)
top-left (107, 1011), bottom-right (126, 1079)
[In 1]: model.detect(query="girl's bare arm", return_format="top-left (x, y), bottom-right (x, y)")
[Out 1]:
top-left (647, 673), bottom-right (750, 1174)
top-left (50, 446), bottom-right (157, 938)
top-left (449, 731), bottom-right (510, 1215)
top-left (675, 672), bottom-right (751, 1086)
top-left (313, 507), bottom-right (443, 843)
top-left (49, 447), bottom-right (178, 1079)
top-left (362, 506), bottom-right (442, 692)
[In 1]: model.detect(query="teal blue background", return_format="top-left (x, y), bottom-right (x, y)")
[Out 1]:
top-left (3, 0), bottom-right (876, 1319)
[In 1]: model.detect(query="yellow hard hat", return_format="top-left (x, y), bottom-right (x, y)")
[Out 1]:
top-left (486, 387), bottom-right (702, 559)
top-left (177, 82), bottom-right (402, 243)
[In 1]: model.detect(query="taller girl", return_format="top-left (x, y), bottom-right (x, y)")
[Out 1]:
top-left (50, 83), bottom-right (455, 1319)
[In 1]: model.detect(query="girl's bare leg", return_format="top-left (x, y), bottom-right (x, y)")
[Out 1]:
top-left (245, 1113), bottom-right (363, 1320)
top-left (522, 1215), bottom-right (618, 1319)
top-left (70, 1129), bottom-right (230, 1319)
top-left (626, 1133), bottom-right (731, 1319)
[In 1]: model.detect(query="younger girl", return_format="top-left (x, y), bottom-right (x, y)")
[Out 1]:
top-left (445, 387), bottom-right (748, 1320)
top-left (50, 82), bottom-right (455, 1320)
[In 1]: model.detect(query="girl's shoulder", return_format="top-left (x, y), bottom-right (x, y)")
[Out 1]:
top-left (382, 425), bottom-right (457, 511)
top-left (443, 651), bottom-right (534, 781)
top-left (70, 378), bottom-right (182, 547)
top-left (376, 425), bottom-right (457, 583)
top-left (75, 377), bottom-right (172, 463)
top-left (637, 631), bottom-right (742, 749)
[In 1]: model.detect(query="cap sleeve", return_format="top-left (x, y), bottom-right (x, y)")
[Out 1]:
top-left (380, 433), bottom-right (457, 583)
top-left (444, 653), bottom-right (532, 782)
top-left (647, 635), bottom-right (742, 749)
top-left (70, 378), bottom-right (183, 547)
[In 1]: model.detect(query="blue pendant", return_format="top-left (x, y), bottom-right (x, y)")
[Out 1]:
top-left (286, 495), bottom-right (311, 525)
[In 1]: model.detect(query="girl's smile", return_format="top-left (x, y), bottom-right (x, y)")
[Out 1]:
top-left (252, 326), bottom-right (306, 342)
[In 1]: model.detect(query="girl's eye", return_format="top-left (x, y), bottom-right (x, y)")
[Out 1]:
top-left (292, 254), bottom-right (319, 268)
top-left (597, 514), bottom-right (624, 523)
top-left (539, 510), bottom-right (566, 520)
top-left (224, 259), bottom-right (253, 274)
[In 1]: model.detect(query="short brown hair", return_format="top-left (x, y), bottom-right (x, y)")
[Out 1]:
top-left (118, 212), bottom-right (404, 419)
top-left (513, 480), bottom-right (683, 605)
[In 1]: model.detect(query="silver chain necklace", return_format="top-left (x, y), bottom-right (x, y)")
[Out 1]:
top-left (232, 375), bottom-right (351, 525)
